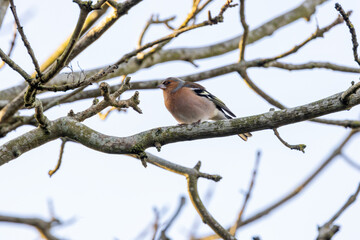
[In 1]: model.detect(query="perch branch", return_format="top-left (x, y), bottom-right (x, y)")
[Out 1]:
top-left (1, 89), bottom-right (360, 165)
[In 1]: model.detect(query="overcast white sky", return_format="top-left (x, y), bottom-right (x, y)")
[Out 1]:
top-left (0, 0), bottom-right (360, 239)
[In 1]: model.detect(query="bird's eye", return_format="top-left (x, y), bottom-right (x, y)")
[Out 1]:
top-left (163, 80), bottom-right (170, 85)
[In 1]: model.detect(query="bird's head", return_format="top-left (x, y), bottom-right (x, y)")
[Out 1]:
top-left (158, 77), bottom-right (185, 93)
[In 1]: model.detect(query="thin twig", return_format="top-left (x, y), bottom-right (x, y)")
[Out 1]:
top-left (259, 11), bottom-right (347, 65)
top-left (23, 1), bottom-right (91, 108)
top-left (238, 66), bottom-right (360, 130)
top-left (317, 182), bottom-right (360, 240)
top-left (139, 0), bottom-right (237, 64)
top-left (341, 153), bottom-right (360, 171)
top-left (237, 130), bottom-right (358, 228)
top-left (36, 4), bottom-right (234, 94)
top-left (48, 138), bottom-right (67, 177)
top-left (238, 0), bottom-right (248, 61)
top-left (9, 0), bottom-right (42, 78)
top-left (0, 0), bottom-right (140, 126)
top-left (0, 22), bottom-right (18, 70)
top-left (137, 15), bottom-right (176, 49)
top-left (38, 3), bottom-right (109, 75)
top-left (151, 208), bottom-right (160, 240)
top-left (0, 48), bottom-right (31, 81)
top-left (273, 128), bottom-right (306, 153)
top-left (159, 196), bottom-right (186, 240)
top-left (335, 3), bottom-right (360, 66)
top-left (265, 61), bottom-right (360, 73)
top-left (178, 0), bottom-right (201, 29)
top-left (230, 151), bottom-right (261, 236)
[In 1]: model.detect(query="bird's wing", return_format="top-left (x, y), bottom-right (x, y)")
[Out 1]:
top-left (190, 87), bottom-right (236, 119)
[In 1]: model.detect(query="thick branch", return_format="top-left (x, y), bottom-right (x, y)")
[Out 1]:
top-left (1, 88), bottom-right (360, 165)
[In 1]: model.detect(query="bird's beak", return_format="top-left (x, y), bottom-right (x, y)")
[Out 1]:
top-left (157, 83), bottom-right (166, 89)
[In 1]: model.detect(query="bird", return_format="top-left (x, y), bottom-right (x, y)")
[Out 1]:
top-left (158, 77), bottom-right (252, 141)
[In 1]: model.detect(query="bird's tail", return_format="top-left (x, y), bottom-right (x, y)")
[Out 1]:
top-left (238, 132), bottom-right (252, 141)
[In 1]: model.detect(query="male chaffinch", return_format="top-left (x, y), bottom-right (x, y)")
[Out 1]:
top-left (158, 77), bottom-right (252, 141)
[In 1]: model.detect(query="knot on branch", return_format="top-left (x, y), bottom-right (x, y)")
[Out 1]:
top-left (24, 86), bottom-right (38, 108)
top-left (73, 0), bottom-right (93, 12)
top-left (317, 224), bottom-right (340, 240)
top-left (154, 142), bottom-right (162, 152)
top-left (100, 82), bottom-right (111, 101)
top-left (340, 81), bottom-right (360, 104)
top-left (207, 0), bottom-right (238, 25)
top-left (33, 98), bottom-right (50, 131)
top-left (138, 151), bottom-right (148, 168)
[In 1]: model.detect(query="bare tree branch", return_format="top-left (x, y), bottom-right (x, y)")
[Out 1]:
top-left (230, 151), bottom-right (261, 236)
top-left (159, 196), bottom-right (186, 240)
top-left (340, 153), bottom-right (360, 171)
top-left (317, 182), bottom-right (360, 240)
top-left (0, 0), bottom-right (142, 123)
top-left (335, 3), bottom-right (360, 66)
top-left (0, 0), bottom-right (330, 104)
top-left (48, 138), bottom-right (68, 177)
top-left (273, 128), bottom-right (306, 153)
top-left (187, 162), bottom-right (235, 240)
top-left (9, 0), bottom-right (42, 77)
top-left (0, 22), bottom-right (17, 70)
top-left (238, 0), bottom-right (248, 61)
top-left (199, 129), bottom-right (359, 240)
top-left (0, 214), bottom-right (61, 240)
top-left (1, 87), bottom-right (360, 165)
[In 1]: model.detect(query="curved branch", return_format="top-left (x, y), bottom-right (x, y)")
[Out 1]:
top-left (135, 153), bottom-right (228, 238)
top-left (187, 162), bottom-right (235, 240)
